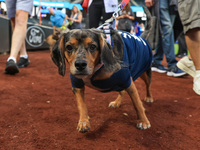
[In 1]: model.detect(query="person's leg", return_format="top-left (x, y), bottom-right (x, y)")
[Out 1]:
top-left (185, 28), bottom-right (200, 95)
top-left (185, 28), bottom-right (200, 70)
top-left (9, 10), bottom-right (29, 59)
top-left (177, 0), bottom-right (200, 94)
top-left (151, 38), bottom-right (168, 73)
top-left (153, 36), bottom-right (164, 65)
top-left (160, 0), bottom-right (177, 68)
top-left (177, 31), bottom-right (187, 57)
top-left (5, 10), bottom-right (29, 74)
top-left (88, 1), bottom-right (103, 28)
top-left (151, 2), bottom-right (169, 73)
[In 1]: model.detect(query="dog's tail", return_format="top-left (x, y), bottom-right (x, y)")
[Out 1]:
top-left (140, 6), bottom-right (152, 41)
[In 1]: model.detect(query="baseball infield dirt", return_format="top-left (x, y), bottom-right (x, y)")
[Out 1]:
top-left (0, 50), bottom-right (200, 150)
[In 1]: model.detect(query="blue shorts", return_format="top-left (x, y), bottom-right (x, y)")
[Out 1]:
top-left (5, 0), bottom-right (33, 19)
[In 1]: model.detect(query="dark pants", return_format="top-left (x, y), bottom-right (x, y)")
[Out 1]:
top-left (88, 0), bottom-right (113, 28)
top-left (174, 14), bottom-right (188, 55)
top-left (177, 31), bottom-right (187, 55)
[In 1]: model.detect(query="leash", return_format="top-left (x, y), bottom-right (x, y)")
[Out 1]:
top-left (97, 0), bottom-right (130, 28)
top-left (97, 0), bottom-right (130, 46)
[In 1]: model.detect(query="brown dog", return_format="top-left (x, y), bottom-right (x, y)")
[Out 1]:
top-left (45, 27), bottom-right (69, 51)
top-left (51, 7), bottom-right (153, 133)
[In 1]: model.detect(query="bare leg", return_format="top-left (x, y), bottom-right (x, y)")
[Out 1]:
top-left (185, 28), bottom-right (200, 70)
top-left (9, 10), bottom-right (29, 59)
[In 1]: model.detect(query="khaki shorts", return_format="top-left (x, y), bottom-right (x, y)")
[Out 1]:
top-left (178, 0), bottom-right (200, 34)
top-left (5, 0), bottom-right (33, 19)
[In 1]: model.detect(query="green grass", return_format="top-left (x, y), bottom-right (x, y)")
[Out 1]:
top-left (174, 44), bottom-right (189, 55)
top-left (174, 44), bottom-right (179, 55)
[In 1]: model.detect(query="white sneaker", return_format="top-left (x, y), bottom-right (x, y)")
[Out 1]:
top-left (193, 72), bottom-right (200, 95)
top-left (177, 56), bottom-right (195, 77)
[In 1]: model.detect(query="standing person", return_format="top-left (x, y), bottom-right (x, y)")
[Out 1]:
top-left (48, 7), bottom-right (68, 32)
top-left (116, 2), bottom-right (135, 33)
top-left (68, 5), bottom-right (82, 29)
top-left (145, 0), bottom-right (186, 77)
top-left (177, 0), bottom-right (200, 95)
top-left (88, 0), bottom-right (118, 28)
top-left (4, 0), bottom-right (33, 75)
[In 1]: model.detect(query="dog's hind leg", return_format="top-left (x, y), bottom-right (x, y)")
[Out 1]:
top-left (72, 87), bottom-right (91, 133)
top-left (140, 68), bottom-right (154, 103)
top-left (108, 90), bottom-right (125, 108)
top-left (126, 78), bottom-right (151, 130)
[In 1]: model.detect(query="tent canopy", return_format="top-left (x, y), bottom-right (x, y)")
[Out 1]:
top-left (130, 6), bottom-right (144, 13)
top-left (33, 0), bottom-right (83, 10)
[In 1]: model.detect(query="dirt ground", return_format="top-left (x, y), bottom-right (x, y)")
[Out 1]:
top-left (0, 50), bottom-right (200, 150)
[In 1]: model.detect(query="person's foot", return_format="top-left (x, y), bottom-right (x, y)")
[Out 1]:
top-left (193, 73), bottom-right (200, 95)
top-left (177, 56), bottom-right (195, 77)
top-left (176, 53), bottom-right (187, 58)
top-left (17, 57), bottom-right (30, 68)
top-left (4, 60), bottom-right (19, 75)
top-left (167, 66), bottom-right (186, 77)
top-left (151, 63), bottom-right (167, 73)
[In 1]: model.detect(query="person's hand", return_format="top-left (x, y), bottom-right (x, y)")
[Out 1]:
top-left (145, 0), bottom-right (154, 8)
top-left (124, 14), bottom-right (130, 19)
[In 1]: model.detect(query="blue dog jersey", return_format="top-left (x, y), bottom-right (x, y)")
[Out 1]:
top-left (70, 31), bottom-right (153, 92)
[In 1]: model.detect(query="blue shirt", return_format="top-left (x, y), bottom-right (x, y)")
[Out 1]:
top-left (70, 31), bottom-right (152, 92)
top-left (50, 10), bottom-right (66, 27)
top-left (135, 26), bottom-right (141, 36)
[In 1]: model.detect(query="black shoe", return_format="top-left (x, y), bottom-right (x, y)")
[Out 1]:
top-left (5, 60), bottom-right (19, 75)
top-left (176, 53), bottom-right (187, 58)
top-left (17, 57), bottom-right (30, 68)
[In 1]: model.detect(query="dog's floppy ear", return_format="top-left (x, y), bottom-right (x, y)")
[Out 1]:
top-left (99, 33), bottom-right (121, 72)
top-left (51, 35), bottom-right (66, 76)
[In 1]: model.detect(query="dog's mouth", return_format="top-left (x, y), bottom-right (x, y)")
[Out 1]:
top-left (71, 69), bottom-right (94, 79)
top-left (73, 73), bottom-right (91, 79)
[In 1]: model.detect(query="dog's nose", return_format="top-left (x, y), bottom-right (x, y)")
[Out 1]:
top-left (75, 60), bottom-right (87, 71)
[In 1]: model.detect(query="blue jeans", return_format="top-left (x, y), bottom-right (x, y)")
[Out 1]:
top-left (153, 0), bottom-right (177, 68)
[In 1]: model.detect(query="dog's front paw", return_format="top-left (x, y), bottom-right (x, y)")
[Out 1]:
top-left (136, 120), bottom-right (151, 130)
top-left (77, 120), bottom-right (91, 133)
top-left (144, 97), bottom-right (154, 103)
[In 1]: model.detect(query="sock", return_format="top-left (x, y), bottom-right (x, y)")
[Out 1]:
top-left (20, 54), bottom-right (28, 59)
top-left (7, 56), bottom-right (16, 63)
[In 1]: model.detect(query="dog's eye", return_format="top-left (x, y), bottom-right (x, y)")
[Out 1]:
top-left (89, 44), bottom-right (96, 52)
top-left (66, 45), bottom-right (73, 52)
